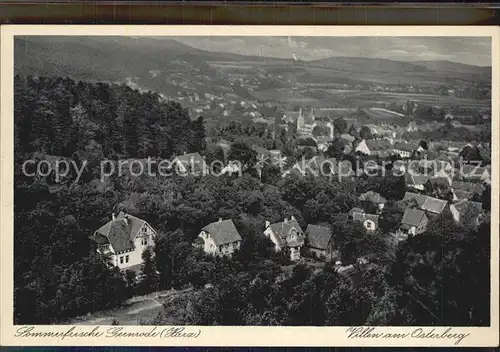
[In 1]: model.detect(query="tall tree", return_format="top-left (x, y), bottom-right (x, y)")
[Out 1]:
top-left (333, 117), bottom-right (348, 134)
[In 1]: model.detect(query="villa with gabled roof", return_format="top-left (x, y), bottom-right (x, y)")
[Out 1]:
top-left (402, 192), bottom-right (448, 215)
top-left (89, 210), bottom-right (157, 271)
top-left (264, 216), bottom-right (304, 261)
top-left (197, 218), bottom-right (242, 257)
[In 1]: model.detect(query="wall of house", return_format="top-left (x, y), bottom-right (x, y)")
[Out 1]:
top-left (363, 219), bottom-right (376, 231)
top-left (309, 247), bottom-right (326, 259)
top-left (290, 245), bottom-right (301, 261)
top-left (409, 184), bottom-right (425, 191)
top-left (264, 227), bottom-right (281, 252)
top-left (416, 216), bottom-right (428, 234)
top-left (450, 205), bottom-right (461, 223)
top-left (199, 231), bottom-right (241, 257)
top-left (395, 150), bottom-right (411, 158)
top-left (172, 159), bottom-right (188, 174)
top-left (216, 241), bottom-right (240, 256)
top-left (113, 223), bottom-right (156, 270)
top-left (199, 231), bottom-right (217, 255)
top-left (355, 141), bottom-right (370, 155)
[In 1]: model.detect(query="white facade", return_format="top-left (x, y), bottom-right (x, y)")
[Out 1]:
top-left (263, 220), bottom-right (303, 261)
top-left (363, 219), bottom-right (376, 231)
top-left (98, 223), bottom-right (157, 270)
top-left (197, 230), bottom-right (241, 257)
top-left (393, 149), bottom-right (412, 158)
top-left (355, 140), bottom-right (371, 155)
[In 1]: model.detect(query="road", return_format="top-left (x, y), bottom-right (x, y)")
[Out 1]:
top-left (70, 288), bottom-right (192, 325)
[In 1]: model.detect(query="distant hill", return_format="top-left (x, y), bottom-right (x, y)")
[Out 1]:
top-left (309, 56), bottom-right (490, 81)
top-left (15, 36), bottom-right (491, 99)
top-left (15, 36), bottom-right (229, 82)
top-left (310, 56), bottom-right (431, 74)
top-left (412, 60), bottom-right (491, 77)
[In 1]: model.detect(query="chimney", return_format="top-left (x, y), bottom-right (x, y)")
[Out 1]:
top-left (184, 151), bottom-right (187, 155)
top-left (283, 217), bottom-right (288, 223)
top-left (290, 215), bottom-right (296, 221)
top-left (218, 218), bottom-right (223, 223)
top-left (112, 212), bottom-right (116, 221)
top-left (265, 220), bottom-right (270, 229)
top-left (123, 214), bottom-right (129, 226)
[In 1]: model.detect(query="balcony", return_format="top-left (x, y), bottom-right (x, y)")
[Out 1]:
top-left (97, 245), bottom-right (111, 254)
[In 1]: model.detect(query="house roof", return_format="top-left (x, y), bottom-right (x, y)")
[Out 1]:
top-left (394, 142), bottom-right (418, 152)
top-left (283, 111), bottom-right (300, 123)
top-left (402, 192), bottom-right (447, 214)
top-left (201, 219), bottom-right (242, 246)
top-left (173, 152), bottom-right (207, 172)
top-left (428, 177), bottom-right (451, 187)
top-left (418, 159), bottom-right (435, 169)
top-left (421, 197), bottom-right (448, 214)
top-left (408, 121), bottom-right (418, 130)
top-left (452, 199), bottom-right (483, 218)
top-left (305, 224), bottom-right (333, 250)
top-left (193, 237), bottom-right (205, 244)
top-left (314, 136), bottom-right (333, 144)
top-left (349, 207), bottom-right (364, 215)
top-left (352, 212), bottom-right (379, 226)
top-left (359, 191), bottom-right (387, 204)
top-left (344, 118), bottom-right (359, 129)
top-left (91, 212), bottom-right (147, 252)
top-left (340, 134), bottom-right (355, 142)
top-left (405, 173), bottom-right (430, 186)
top-left (401, 208), bottom-right (426, 227)
top-left (435, 153), bottom-right (455, 163)
top-left (365, 139), bottom-right (393, 151)
top-left (453, 189), bottom-right (472, 201)
top-left (251, 145), bottom-right (270, 156)
top-left (451, 180), bottom-right (485, 194)
top-left (461, 165), bottom-right (488, 179)
top-left (268, 218), bottom-right (304, 246)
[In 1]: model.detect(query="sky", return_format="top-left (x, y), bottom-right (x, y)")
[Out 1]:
top-left (171, 37), bottom-right (491, 67)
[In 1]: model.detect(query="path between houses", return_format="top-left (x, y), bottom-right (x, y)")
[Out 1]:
top-left (71, 288), bottom-right (192, 325)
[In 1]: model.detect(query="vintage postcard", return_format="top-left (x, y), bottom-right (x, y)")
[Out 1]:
top-left (0, 25), bottom-right (498, 347)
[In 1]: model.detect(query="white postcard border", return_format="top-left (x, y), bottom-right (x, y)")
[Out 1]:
top-left (1, 25), bottom-right (498, 347)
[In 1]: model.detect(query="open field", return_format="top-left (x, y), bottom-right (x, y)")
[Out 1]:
top-left (363, 108), bottom-right (406, 120)
top-left (251, 86), bottom-right (490, 112)
top-left (333, 90), bottom-right (490, 109)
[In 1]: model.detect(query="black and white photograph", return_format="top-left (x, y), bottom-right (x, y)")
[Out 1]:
top-left (1, 26), bottom-right (498, 346)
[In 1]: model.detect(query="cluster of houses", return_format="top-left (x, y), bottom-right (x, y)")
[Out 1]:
top-left (87, 106), bottom-right (491, 275)
top-left (89, 210), bottom-right (337, 271)
top-left (90, 165), bottom-right (488, 272)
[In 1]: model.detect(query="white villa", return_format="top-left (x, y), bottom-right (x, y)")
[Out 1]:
top-left (90, 210), bottom-right (157, 271)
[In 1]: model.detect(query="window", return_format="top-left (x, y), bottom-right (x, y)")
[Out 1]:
top-left (125, 255), bottom-right (129, 263)
top-left (120, 256), bottom-right (124, 264)
top-left (366, 221), bottom-right (372, 229)
top-left (142, 238), bottom-right (148, 246)
top-left (99, 244), bottom-right (108, 251)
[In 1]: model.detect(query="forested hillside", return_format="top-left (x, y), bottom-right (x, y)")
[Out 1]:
top-left (14, 75), bottom-right (205, 159)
